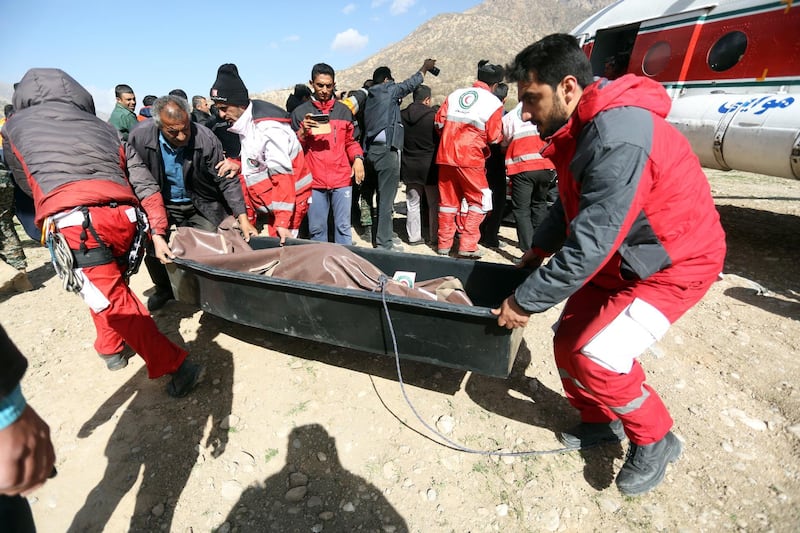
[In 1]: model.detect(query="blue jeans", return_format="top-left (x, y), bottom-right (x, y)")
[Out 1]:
top-left (308, 187), bottom-right (353, 245)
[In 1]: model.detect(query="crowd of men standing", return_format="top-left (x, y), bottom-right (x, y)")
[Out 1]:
top-left (102, 57), bottom-right (554, 263)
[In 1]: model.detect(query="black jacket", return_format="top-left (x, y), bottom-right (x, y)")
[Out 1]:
top-left (127, 119), bottom-right (246, 226)
top-left (400, 102), bottom-right (438, 186)
top-left (0, 325), bottom-right (27, 399)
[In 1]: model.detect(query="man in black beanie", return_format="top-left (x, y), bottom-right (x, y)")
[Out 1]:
top-left (210, 64), bottom-right (308, 243)
top-left (434, 60), bottom-right (505, 258)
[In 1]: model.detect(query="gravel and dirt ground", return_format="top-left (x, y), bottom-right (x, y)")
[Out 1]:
top-left (2, 168), bottom-right (799, 532)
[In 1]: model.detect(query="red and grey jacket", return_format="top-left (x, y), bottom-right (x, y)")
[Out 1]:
top-left (435, 80), bottom-right (504, 169)
top-left (2, 68), bottom-right (168, 235)
top-left (228, 100), bottom-right (303, 229)
top-left (515, 75), bottom-right (726, 316)
top-left (291, 98), bottom-right (363, 190)
top-left (501, 102), bottom-right (554, 175)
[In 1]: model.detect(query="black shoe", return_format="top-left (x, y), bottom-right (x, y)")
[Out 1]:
top-left (616, 431), bottom-right (683, 496)
top-left (360, 226), bottom-right (373, 242)
top-left (147, 290), bottom-right (173, 312)
top-left (166, 359), bottom-right (205, 398)
top-left (558, 419), bottom-right (626, 449)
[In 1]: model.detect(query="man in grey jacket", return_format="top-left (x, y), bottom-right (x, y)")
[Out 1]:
top-left (363, 59), bottom-right (436, 251)
top-left (128, 94), bottom-right (257, 310)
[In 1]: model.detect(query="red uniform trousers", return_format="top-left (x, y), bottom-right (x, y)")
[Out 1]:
top-left (59, 205), bottom-right (187, 379)
top-left (288, 154), bottom-right (312, 232)
top-left (437, 165), bottom-right (488, 253)
top-left (553, 261), bottom-right (716, 445)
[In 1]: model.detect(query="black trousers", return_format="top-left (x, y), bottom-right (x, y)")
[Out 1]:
top-left (0, 495), bottom-right (36, 533)
top-left (510, 169), bottom-right (557, 251)
top-left (145, 203), bottom-right (217, 296)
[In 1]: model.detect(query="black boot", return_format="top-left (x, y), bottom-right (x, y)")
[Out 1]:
top-left (616, 431), bottom-right (682, 496)
top-left (166, 359), bottom-right (205, 398)
top-left (558, 419), bottom-right (626, 449)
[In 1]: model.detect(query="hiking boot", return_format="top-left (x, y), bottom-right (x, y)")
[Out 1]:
top-left (147, 289), bottom-right (173, 312)
top-left (457, 249), bottom-right (483, 259)
top-left (166, 359), bottom-right (205, 398)
top-left (616, 431), bottom-right (683, 496)
top-left (360, 225), bottom-right (373, 242)
top-left (98, 345), bottom-right (135, 371)
top-left (99, 353), bottom-right (128, 371)
top-left (436, 248), bottom-right (451, 256)
top-left (558, 419), bottom-right (627, 449)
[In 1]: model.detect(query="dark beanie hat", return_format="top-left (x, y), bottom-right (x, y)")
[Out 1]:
top-left (477, 59), bottom-right (504, 85)
top-left (372, 66), bottom-right (392, 84)
top-left (210, 63), bottom-right (250, 107)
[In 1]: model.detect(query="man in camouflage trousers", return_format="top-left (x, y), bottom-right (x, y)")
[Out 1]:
top-left (0, 158), bottom-right (32, 291)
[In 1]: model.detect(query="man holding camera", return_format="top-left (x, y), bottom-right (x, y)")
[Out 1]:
top-left (363, 59), bottom-right (437, 251)
top-left (291, 63), bottom-right (364, 245)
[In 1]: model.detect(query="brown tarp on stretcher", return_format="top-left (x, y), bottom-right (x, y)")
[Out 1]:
top-left (169, 222), bottom-right (473, 306)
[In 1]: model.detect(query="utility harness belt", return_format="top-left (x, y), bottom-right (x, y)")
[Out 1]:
top-left (43, 203), bottom-right (150, 293)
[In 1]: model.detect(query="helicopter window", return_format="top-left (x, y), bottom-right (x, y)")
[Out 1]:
top-left (642, 41), bottom-right (671, 76)
top-left (708, 31), bottom-right (747, 72)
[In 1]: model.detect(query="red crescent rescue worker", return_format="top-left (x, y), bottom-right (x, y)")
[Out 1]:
top-left (434, 60), bottom-right (505, 258)
top-left (1, 68), bottom-right (204, 398)
top-left (494, 35), bottom-right (726, 496)
top-left (210, 64), bottom-right (307, 241)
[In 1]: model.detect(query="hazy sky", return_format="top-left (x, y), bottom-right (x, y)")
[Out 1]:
top-left (1, 0), bottom-right (481, 114)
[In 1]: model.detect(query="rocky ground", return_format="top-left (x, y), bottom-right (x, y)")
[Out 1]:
top-left (2, 168), bottom-right (798, 532)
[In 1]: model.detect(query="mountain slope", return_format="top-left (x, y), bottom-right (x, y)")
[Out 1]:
top-left (254, 0), bottom-right (615, 106)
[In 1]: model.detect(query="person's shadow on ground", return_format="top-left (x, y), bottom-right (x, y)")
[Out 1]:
top-left (66, 312), bottom-right (234, 532)
top-left (218, 423), bottom-right (408, 533)
top-left (465, 339), bottom-right (623, 490)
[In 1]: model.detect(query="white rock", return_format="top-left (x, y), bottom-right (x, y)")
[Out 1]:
top-left (436, 415), bottom-right (455, 435)
top-left (311, 524), bottom-right (323, 533)
top-left (285, 486), bottom-right (307, 502)
top-left (319, 511), bottom-right (335, 520)
top-left (542, 508), bottom-right (560, 531)
top-left (786, 424), bottom-right (800, 439)
top-left (496, 504), bottom-right (509, 517)
top-left (221, 480), bottom-right (243, 501)
top-left (426, 488), bottom-right (437, 501)
top-left (307, 496), bottom-right (323, 508)
top-left (220, 414), bottom-right (239, 430)
top-left (317, 452), bottom-right (327, 462)
top-left (151, 503), bottom-right (165, 517)
top-left (289, 472), bottom-right (308, 487)
top-left (383, 461), bottom-right (399, 480)
top-left (598, 497), bottom-right (620, 514)
top-left (342, 502), bottom-right (356, 512)
top-left (729, 408), bottom-right (767, 431)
